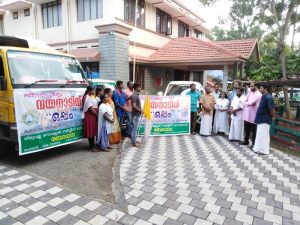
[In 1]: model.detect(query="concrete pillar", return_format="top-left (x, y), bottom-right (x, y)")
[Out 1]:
top-left (223, 64), bottom-right (228, 92)
top-left (240, 62), bottom-right (245, 79)
top-left (203, 70), bottom-right (208, 87)
top-left (95, 24), bottom-right (132, 81)
top-left (233, 62), bottom-right (238, 80)
top-left (189, 71), bottom-right (194, 81)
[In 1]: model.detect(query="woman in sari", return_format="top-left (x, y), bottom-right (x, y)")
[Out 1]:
top-left (82, 86), bottom-right (98, 151)
top-left (97, 94), bottom-right (114, 151)
top-left (104, 88), bottom-right (122, 144)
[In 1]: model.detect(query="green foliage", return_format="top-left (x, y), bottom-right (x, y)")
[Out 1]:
top-left (247, 47), bottom-right (300, 81)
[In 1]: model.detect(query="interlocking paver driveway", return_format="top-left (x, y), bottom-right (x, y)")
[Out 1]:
top-left (0, 135), bottom-right (300, 225)
top-left (120, 135), bottom-right (300, 225)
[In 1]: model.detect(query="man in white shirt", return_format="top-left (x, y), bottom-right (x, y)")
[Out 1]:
top-left (229, 87), bottom-right (246, 142)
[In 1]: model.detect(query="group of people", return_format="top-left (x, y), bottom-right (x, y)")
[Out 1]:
top-left (82, 81), bottom-right (143, 152)
top-left (188, 80), bottom-right (275, 155)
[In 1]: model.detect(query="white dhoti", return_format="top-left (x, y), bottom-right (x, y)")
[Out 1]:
top-left (229, 117), bottom-right (244, 141)
top-left (200, 114), bottom-right (213, 136)
top-left (252, 123), bottom-right (270, 155)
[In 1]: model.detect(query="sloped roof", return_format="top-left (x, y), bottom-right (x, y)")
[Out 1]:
top-left (150, 37), bottom-right (246, 63)
top-left (213, 39), bottom-right (258, 59)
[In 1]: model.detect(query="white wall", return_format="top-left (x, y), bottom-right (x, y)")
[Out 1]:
top-left (4, 8), bottom-right (35, 37)
top-left (2, 0), bottom-right (205, 50)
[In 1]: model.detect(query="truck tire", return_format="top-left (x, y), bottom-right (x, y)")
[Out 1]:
top-left (0, 140), bottom-right (12, 157)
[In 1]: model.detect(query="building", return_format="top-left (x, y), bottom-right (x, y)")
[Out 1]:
top-left (0, 0), bottom-right (259, 93)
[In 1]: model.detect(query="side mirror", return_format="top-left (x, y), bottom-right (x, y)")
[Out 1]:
top-left (0, 76), bottom-right (7, 91)
top-left (157, 91), bottom-right (163, 96)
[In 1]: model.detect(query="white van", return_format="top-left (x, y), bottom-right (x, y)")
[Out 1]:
top-left (159, 81), bottom-right (204, 96)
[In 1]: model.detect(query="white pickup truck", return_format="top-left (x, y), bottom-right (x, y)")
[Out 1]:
top-left (158, 81), bottom-right (204, 96)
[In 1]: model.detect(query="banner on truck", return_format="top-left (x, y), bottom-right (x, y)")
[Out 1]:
top-left (14, 88), bottom-right (85, 155)
top-left (138, 95), bottom-right (190, 136)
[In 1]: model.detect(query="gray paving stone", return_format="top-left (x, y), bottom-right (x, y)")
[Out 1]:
top-left (274, 208), bottom-right (293, 219)
top-left (15, 210), bottom-right (39, 223)
top-left (150, 204), bottom-right (168, 215)
top-left (57, 214), bottom-right (79, 225)
top-left (118, 214), bottom-right (138, 225)
top-left (94, 204), bottom-right (114, 216)
top-left (164, 218), bottom-right (183, 225)
top-left (163, 200), bottom-right (180, 210)
top-left (223, 218), bottom-right (243, 225)
top-left (126, 196), bottom-right (142, 206)
top-left (190, 199), bottom-right (206, 209)
top-left (134, 208), bottom-right (153, 221)
top-left (19, 197), bottom-right (39, 207)
top-left (77, 209), bottom-right (97, 222)
top-left (191, 208), bottom-right (210, 219)
top-left (0, 201), bottom-right (20, 213)
top-left (0, 216), bottom-right (18, 225)
top-left (56, 201), bottom-right (75, 211)
top-left (38, 205), bottom-right (59, 217)
top-left (215, 199), bottom-right (232, 209)
top-left (219, 207), bottom-right (237, 219)
top-left (253, 217), bottom-right (273, 225)
top-left (139, 192), bottom-right (155, 201)
top-left (241, 198), bottom-right (258, 209)
top-left (178, 213), bottom-right (197, 224)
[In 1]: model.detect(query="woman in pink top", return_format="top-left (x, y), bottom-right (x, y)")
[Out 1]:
top-left (240, 82), bottom-right (262, 148)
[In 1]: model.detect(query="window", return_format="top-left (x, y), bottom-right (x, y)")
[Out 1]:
top-left (24, 8), bottom-right (30, 17)
top-left (13, 12), bottom-right (18, 19)
top-left (42, 1), bottom-right (62, 28)
top-left (124, 0), bottom-right (145, 27)
top-left (195, 29), bottom-right (203, 39)
top-left (77, 0), bottom-right (103, 22)
top-left (0, 16), bottom-right (3, 35)
top-left (156, 9), bottom-right (172, 35)
top-left (81, 62), bottom-right (99, 73)
top-left (178, 20), bottom-right (189, 37)
top-left (129, 63), bottom-right (145, 89)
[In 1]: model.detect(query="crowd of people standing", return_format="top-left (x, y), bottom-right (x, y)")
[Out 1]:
top-left (81, 79), bottom-right (275, 155)
top-left (82, 81), bottom-right (143, 152)
top-left (188, 80), bottom-right (275, 155)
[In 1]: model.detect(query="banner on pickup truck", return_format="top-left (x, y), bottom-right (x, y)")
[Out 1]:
top-left (138, 95), bottom-right (190, 136)
top-left (14, 88), bottom-right (85, 155)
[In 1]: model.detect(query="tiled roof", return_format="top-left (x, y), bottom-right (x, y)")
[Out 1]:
top-left (150, 37), bottom-right (245, 63)
top-left (213, 39), bottom-right (258, 59)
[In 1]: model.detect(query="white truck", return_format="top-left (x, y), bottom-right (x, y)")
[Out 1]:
top-left (158, 81), bottom-right (204, 96)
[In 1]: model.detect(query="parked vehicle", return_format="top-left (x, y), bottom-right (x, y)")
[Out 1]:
top-left (0, 36), bottom-right (88, 156)
top-left (158, 81), bottom-right (204, 96)
top-left (89, 79), bottom-right (116, 90)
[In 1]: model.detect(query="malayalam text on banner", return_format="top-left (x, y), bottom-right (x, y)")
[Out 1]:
top-left (138, 95), bottom-right (191, 136)
top-left (14, 88), bottom-right (85, 155)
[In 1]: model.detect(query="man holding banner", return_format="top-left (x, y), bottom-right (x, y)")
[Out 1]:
top-left (131, 83), bottom-right (143, 147)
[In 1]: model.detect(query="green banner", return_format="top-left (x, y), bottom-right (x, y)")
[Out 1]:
top-left (138, 123), bottom-right (189, 135)
top-left (20, 126), bottom-right (83, 154)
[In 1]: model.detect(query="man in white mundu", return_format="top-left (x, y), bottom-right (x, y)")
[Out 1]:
top-left (229, 87), bottom-right (246, 142)
top-left (199, 86), bottom-right (215, 136)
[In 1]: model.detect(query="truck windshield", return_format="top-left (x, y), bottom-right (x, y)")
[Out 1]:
top-left (7, 50), bottom-right (85, 84)
top-left (166, 84), bottom-right (190, 95)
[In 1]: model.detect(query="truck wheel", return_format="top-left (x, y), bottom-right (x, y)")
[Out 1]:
top-left (0, 140), bottom-right (12, 157)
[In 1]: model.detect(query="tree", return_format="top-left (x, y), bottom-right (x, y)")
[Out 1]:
top-left (207, 0), bottom-right (264, 41)
top-left (257, 0), bottom-right (300, 119)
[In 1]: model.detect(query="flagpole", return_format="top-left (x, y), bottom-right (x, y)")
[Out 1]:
top-left (133, 0), bottom-right (138, 83)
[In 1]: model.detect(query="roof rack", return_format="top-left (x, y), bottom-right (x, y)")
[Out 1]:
top-left (0, 35), bottom-right (29, 48)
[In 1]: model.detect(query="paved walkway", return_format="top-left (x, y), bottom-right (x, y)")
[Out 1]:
top-left (120, 135), bottom-right (300, 225)
top-left (0, 135), bottom-right (299, 225)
